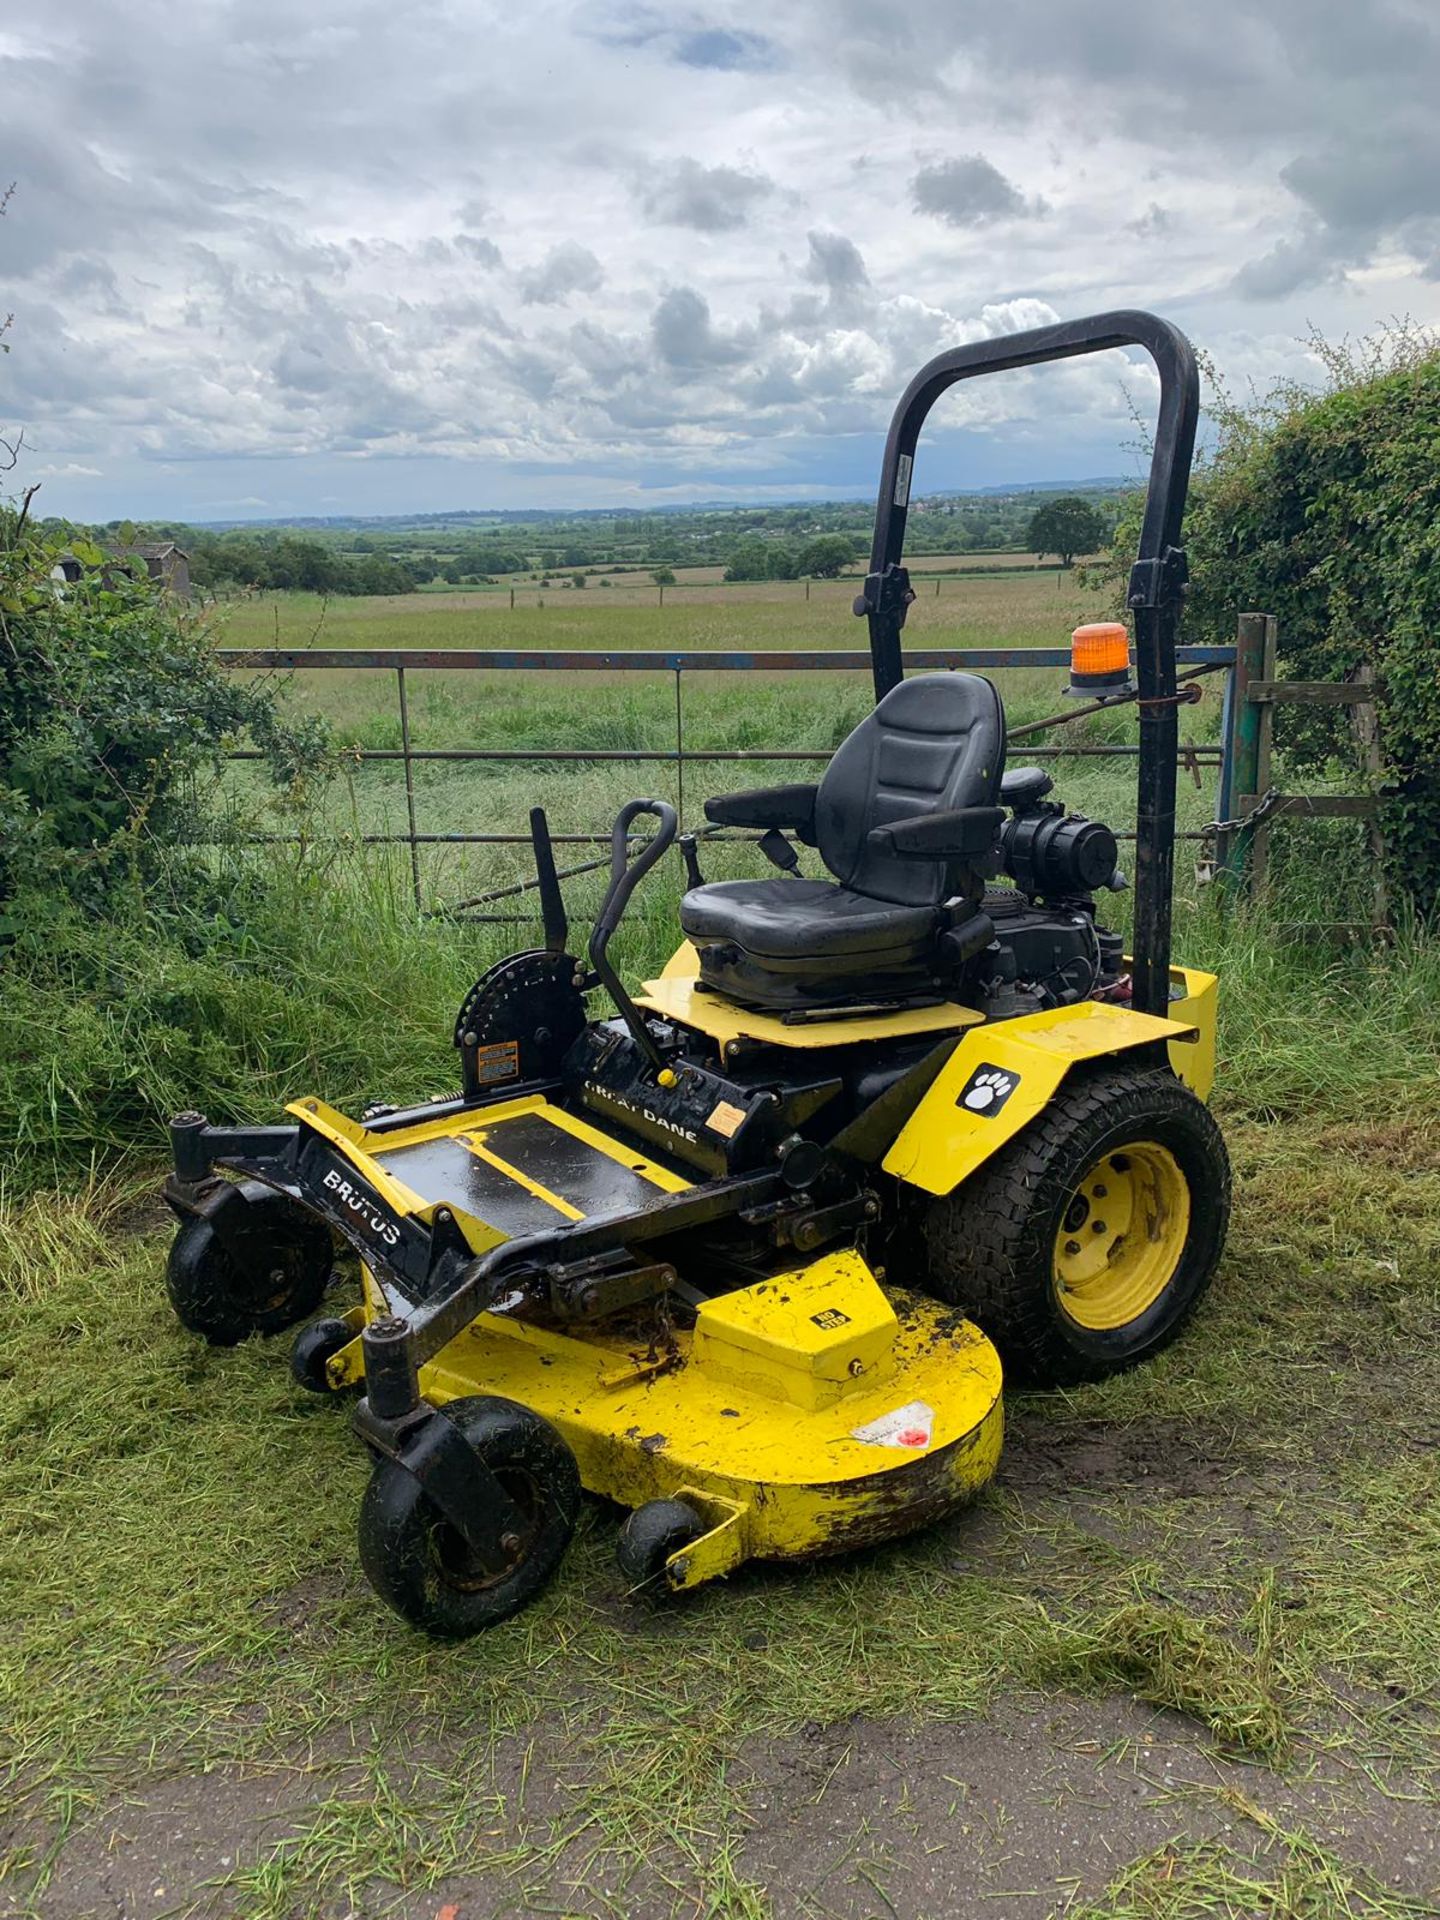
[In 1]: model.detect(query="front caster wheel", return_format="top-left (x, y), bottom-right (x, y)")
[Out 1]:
top-left (166, 1181), bottom-right (332, 1347)
top-left (358, 1397), bottom-right (580, 1638)
top-left (922, 1066), bottom-right (1230, 1387)
top-left (290, 1316), bottom-right (357, 1393)
top-left (616, 1498), bottom-right (706, 1594)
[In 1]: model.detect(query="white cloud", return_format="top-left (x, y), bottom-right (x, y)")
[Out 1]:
top-left (638, 157), bottom-right (774, 231)
top-left (2, 0), bottom-right (1439, 518)
top-left (911, 155), bottom-right (1032, 227)
top-left (518, 242), bottom-right (605, 307)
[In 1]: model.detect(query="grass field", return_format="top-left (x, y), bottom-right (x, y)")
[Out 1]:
top-left (2, 578), bottom-right (1436, 1919)
top-left (218, 563), bottom-right (1092, 641)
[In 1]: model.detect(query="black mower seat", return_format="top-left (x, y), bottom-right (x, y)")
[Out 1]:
top-left (679, 876), bottom-right (938, 960)
top-left (681, 672), bottom-right (1005, 1009)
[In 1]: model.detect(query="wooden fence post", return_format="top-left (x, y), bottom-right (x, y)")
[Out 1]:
top-left (1351, 662), bottom-right (1391, 934)
top-left (1247, 616), bottom-right (1279, 895)
top-left (1217, 612), bottom-right (1268, 894)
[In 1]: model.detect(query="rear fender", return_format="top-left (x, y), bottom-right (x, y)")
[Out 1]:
top-left (661, 939), bottom-right (700, 979)
top-left (882, 1001), bottom-right (1197, 1198)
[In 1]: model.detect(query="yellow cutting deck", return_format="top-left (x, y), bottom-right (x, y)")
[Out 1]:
top-left (413, 1262), bottom-right (1005, 1572)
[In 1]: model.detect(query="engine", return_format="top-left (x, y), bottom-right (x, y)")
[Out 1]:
top-left (976, 772), bottom-right (1128, 1013)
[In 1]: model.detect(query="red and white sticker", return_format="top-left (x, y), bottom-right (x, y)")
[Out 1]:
top-left (850, 1401), bottom-right (934, 1450)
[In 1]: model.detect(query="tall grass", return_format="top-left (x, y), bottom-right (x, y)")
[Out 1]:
top-left (1, 822), bottom-right (1435, 1198)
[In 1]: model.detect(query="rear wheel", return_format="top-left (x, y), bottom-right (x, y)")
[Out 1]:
top-left (921, 1066), bottom-right (1229, 1386)
top-left (358, 1396), bottom-right (580, 1638)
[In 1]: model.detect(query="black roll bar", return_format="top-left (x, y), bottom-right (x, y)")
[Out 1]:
top-left (855, 310), bottom-right (1200, 1017)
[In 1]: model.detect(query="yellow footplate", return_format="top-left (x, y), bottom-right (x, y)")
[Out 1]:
top-left (415, 1248), bottom-right (1004, 1587)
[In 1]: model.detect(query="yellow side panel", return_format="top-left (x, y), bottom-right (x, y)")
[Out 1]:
top-left (283, 1096), bottom-right (436, 1220)
top-left (1166, 966), bottom-right (1218, 1100)
top-left (883, 1001), bottom-right (1196, 1197)
top-left (660, 940), bottom-right (700, 980)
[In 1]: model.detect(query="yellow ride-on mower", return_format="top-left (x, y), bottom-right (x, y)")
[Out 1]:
top-left (162, 310), bottom-right (1229, 1638)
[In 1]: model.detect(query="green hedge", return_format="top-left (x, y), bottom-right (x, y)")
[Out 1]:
top-left (1092, 339), bottom-right (1440, 915)
top-left (1170, 344), bottom-right (1440, 916)
top-left (0, 519), bottom-right (330, 915)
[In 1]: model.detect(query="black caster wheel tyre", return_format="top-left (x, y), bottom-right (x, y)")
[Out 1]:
top-left (616, 1498), bottom-right (706, 1593)
top-left (290, 1317), bottom-right (357, 1393)
top-left (166, 1181), bottom-right (333, 1347)
top-left (358, 1396), bottom-right (580, 1639)
top-left (921, 1066), bottom-right (1231, 1388)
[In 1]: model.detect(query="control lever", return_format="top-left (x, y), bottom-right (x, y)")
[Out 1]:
top-left (679, 831), bottom-right (706, 889)
top-left (529, 806), bottom-right (568, 954)
top-left (588, 798), bottom-right (678, 1072)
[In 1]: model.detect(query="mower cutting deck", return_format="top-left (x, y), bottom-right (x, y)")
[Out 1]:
top-left (162, 308), bottom-right (1230, 1638)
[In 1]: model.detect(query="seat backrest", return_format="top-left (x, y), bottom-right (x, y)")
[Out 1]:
top-left (814, 672), bottom-right (1005, 907)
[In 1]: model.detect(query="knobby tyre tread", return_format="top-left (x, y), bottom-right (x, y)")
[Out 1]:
top-left (921, 1066), bottom-right (1230, 1387)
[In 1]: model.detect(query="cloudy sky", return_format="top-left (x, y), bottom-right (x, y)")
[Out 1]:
top-left (4, 1), bottom-right (1439, 522)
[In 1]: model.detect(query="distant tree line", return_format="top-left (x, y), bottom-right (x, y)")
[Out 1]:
top-left (70, 486), bottom-right (1126, 602)
top-left (724, 533), bottom-right (861, 581)
top-left (186, 533), bottom-right (424, 596)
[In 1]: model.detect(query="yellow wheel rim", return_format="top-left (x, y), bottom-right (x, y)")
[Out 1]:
top-left (1052, 1140), bottom-right (1190, 1332)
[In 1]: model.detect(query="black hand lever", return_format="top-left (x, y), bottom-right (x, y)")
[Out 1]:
top-left (679, 831), bottom-right (706, 889)
top-left (588, 799), bottom-right (678, 1071)
top-left (529, 807), bottom-right (568, 954)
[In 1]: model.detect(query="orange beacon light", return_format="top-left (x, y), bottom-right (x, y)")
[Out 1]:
top-left (1066, 621), bottom-right (1136, 702)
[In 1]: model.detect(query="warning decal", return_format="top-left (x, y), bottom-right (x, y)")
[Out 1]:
top-left (851, 1400), bottom-right (934, 1450)
top-left (472, 1039), bottom-right (521, 1085)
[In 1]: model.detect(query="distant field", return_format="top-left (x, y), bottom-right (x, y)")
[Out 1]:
top-left (401, 552), bottom-right (1075, 587)
top-left (217, 561), bottom-right (1097, 649)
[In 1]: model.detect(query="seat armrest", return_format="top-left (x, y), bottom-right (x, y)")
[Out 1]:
top-left (866, 806), bottom-right (1004, 860)
top-left (704, 784), bottom-right (819, 843)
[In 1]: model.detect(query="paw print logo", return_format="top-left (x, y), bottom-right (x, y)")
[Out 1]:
top-left (959, 1065), bottom-right (1018, 1115)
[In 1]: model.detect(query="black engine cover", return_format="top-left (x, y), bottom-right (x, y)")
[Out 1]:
top-left (565, 1023), bottom-right (784, 1176)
